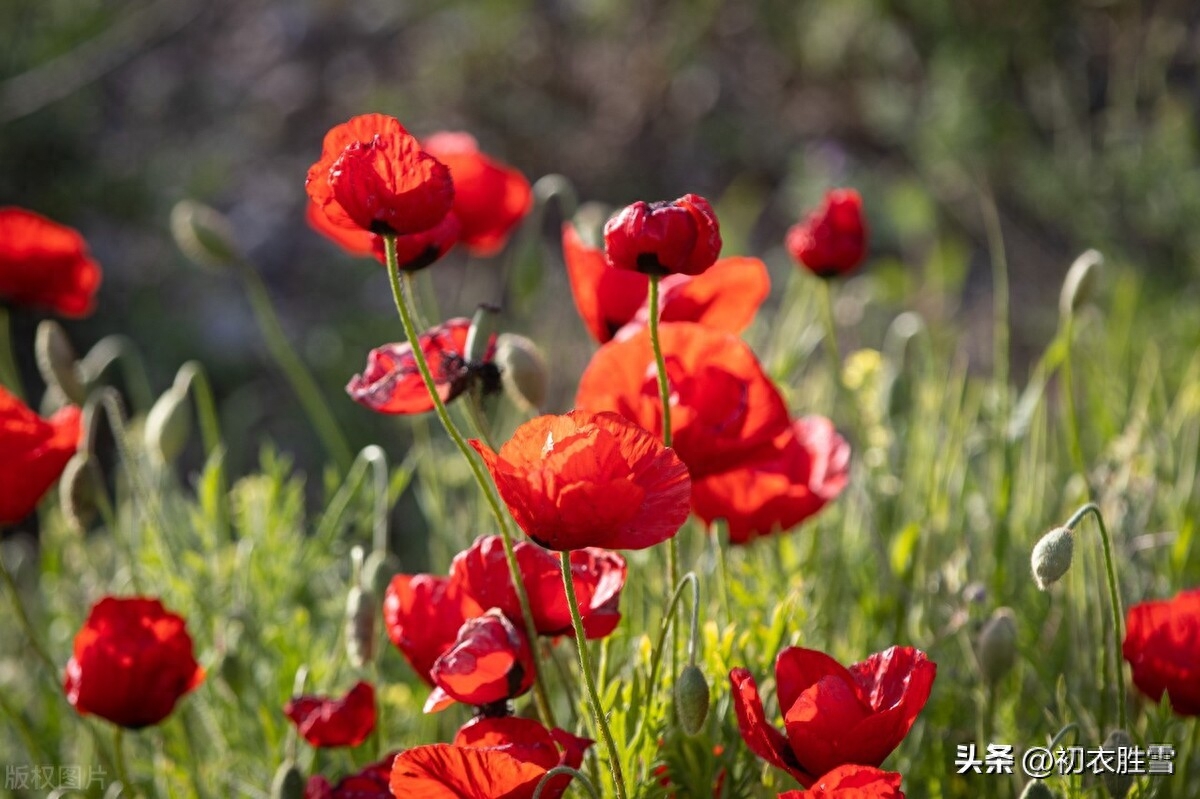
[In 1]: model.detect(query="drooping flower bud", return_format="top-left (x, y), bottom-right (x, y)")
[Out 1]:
top-left (35, 320), bottom-right (86, 404)
top-left (345, 585), bottom-right (377, 669)
top-left (1019, 780), bottom-right (1057, 799)
top-left (496, 333), bottom-right (548, 413)
top-left (1059, 249), bottom-right (1103, 320)
top-left (270, 760), bottom-right (305, 799)
top-left (1031, 527), bottom-right (1075, 590)
top-left (171, 200), bottom-right (242, 270)
top-left (59, 451), bottom-right (100, 534)
top-left (144, 384), bottom-right (192, 465)
top-left (977, 607), bottom-right (1018, 685)
top-left (674, 663), bottom-right (710, 735)
top-left (363, 549), bottom-right (402, 597)
top-left (1100, 729), bottom-right (1134, 798)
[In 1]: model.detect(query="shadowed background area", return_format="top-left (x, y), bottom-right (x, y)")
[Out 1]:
top-left (4, 0), bottom-right (1200, 474)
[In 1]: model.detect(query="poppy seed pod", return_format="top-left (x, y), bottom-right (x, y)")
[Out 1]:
top-left (675, 664), bottom-right (711, 735)
top-left (170, 200), bottom-right (242, 270)
top-left (496, 333), bottom-right (548, 413)
top-left (977, 607), bottom-right (1018, 685)
top-left (1031, 527), bottom-right (1075, 590)
top-left (345, 585), bottom-right (377, 668)
top-left (35, 320), bottom-right (85, 404)
top-left (1101, 729), bottom-right (1135, 798)
top-left (270, 760), bottom-right (305, 799)
top-left (144, 384), bottom-right (192, 466)
top-left (1019, 780), bottom-right (1057, 799)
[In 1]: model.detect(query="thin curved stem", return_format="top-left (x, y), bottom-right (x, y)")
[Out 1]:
top-left (532, 766), bottom-right (600, 799)
top-left (561, 551), bottom-right (627, 799)
top-left (1064, 503), bottom-right (1127, 730)
top-left (382, 234), bottom-right (555, 727)
top-left (177, 361), bottom-right (229, 540)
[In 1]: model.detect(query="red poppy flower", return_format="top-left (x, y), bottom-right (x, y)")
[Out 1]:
top-left (1122, 588), bottom-right (1200, 715)
top-left (604, 193), bottom-right (722, 277)
top-left (306, 114), bottom-right (453, 236)
top-left (390, 715), bottom-right (592, 799)
top-left (425, 608), bottom-right (536, 713)
top-left (692, 416), bottom-right (850, 543)
top-left (0, 207), bottom-right (102, 318)
top-left (575, 322), bottom-right (790, 480)
top-left (0, 385), bottom-right (82, 525)
top-left (305, 751), bottom-right (400, 799)
top-left (778, 765), bottom-right (906, 798)
top-left (471, 410), bottom-right (691, 551)
top-left (307, 199), bottom-right (461, 271)
top-left (730, 646), bottom-right (935, 786)
top-left (785, 189), bottom-right (867, 278)
top-left (450, 535), bottom-right (627, 639)
top-left (562, 222), bottom-right (649, 343)
top-left (383, 573), bottom-right (482, 684)
top-left (63, 596), bottom-right (204, 729)
top-left (612, 256), bottom-right (771, 341)
top-left (284, 680), bottom-right (376, 748)
top-left (346, 318), bottom-right (499, 415)
top-left (423, 132), bottom-right (533, 256)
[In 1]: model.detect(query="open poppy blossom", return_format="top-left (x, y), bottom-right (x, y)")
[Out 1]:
top-left (346, 318), bottom-right (499, 415)
top-left (692, 416), bottom-right (850, 543)
top-left (306, 751), bottom-right (400, 799)
top-left (730, 645), bottom-right (935, 786)
top-left (604, 193), bottom-right (722, 276)
top-left (778, 765), bottom-right (906, 798)
top-left (0, 385), bottom-right (83, 525)
top-left (471, 410), bottom-right (691, 551)
top-left (562, 222), bottom-right (650, 343)
top-left (63, 596), bottom-right (204, 729)
top-left (1122, 588), bottom-right (1200, 715)
top-left (786, 189), bottom-right (867, 278)
top-left (307, 199), bottom-right (461, 271)
top-left (426, 608), bottom-right (535, 713)
top-left (284, 680), bottom-right (376, 748)
top-left (423, 132), bottom-right (533, 256)
top-left (576, 322), bottom-right (790, 480)
top-left (0, 207), bottom-right (102, 318)
top-left (383, 573), bottom-right (482, 684)
top-left (450, 535), bottom-right (627, 639)
top-left (306, 113), bottom-right (453, 236)
top-left (390, 715), bottom-right (592, 799)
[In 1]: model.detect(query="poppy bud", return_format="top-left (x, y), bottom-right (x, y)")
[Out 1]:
top-left (270, 760), bottom-right (305, 799)
top-left (144, 384), bottom-right (192, 465)
top-left (363, 549), bottom-right (402, 596)
top-left (170, 200), bottom-right (242, 270)
top-left (1031, 527), bottom-right (1075, 590)
top-left (35, 320), bottom-right (86, 404)
top-left (1100, 729), bottom-right (1134, 798)
top-left (60, 451), bottom-right (99, 533)
top-left (1059, 249), bottom-right (1103, 320)
top-left (675, 663), bottom-right (710, 735)
top-left (976, 607), bottom-right (1018, 685)
top-left (345, 585), bottom-right (377, 668)
top-left (1019, 780), bottom-right (1057, 799)
top-left (496, 333), bottom-right (548, 413)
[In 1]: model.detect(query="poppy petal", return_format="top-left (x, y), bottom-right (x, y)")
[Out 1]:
top-left (729, 667), bottom-right (813, 786)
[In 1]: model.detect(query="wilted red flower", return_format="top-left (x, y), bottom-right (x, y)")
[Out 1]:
top-left (63, 596), bottom-right (204, 729)
top-left (562, 222), bottom-right (649, 343)
top-left (785, 189), bottom-right (867, 278)
top-left (423, 132), bottom-right (532, 256)
top-left (576, 322), bottom-right (790, 480)
top-left (284, 680), bottom-right (376, 748)
top-left (390, 715), bottom-right (592, 799)
top-left (1122, 588), bottom-right (1200, 715)
top-left (0, 207), bottom-right (102, 317)
top-left (730, 646), bottom-right (935, 786)
top-left (305, 751), bottom-right (399, 799)
top-left (778, 765), bottom-right (906, 798)
top-left (692, 416), bottom-right (850, 543)
top-left (305, 113), bottom-right (453, 236)
top-left (426, 608), bottom-right (535, 713)
top-left (383, 573), bottom-right (482, 684)
top-left (307, 199), bottom-right (461, 271)
top-left (0, 385), bottom-right (82, 525)
top-left (604, 193), bottom-right (722, 276)
top-left (471, 410), bottom-right (691, 551)
top-left (450, 535), bottom-right (627, 639)
top-left (346, 318), bottom-right (499, 415)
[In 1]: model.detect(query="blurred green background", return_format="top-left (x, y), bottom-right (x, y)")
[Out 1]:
top-left (3, 0), bottom-right (1200, 476)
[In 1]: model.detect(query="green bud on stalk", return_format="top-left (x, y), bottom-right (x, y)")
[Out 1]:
top-left (144, 384), bottom-right (192, 465)
top-left (977, 607), bottom-right (1018, 685)
top-left (171, 200), bottom-right (242, 270)
top-left (497, 333), bottom-right (549, 413)
top-left (1100, 729), bottom-right (1134, 798)
top-left (1019, 780), bottom-right (1057, 799)
top-left (674, 663), bottom-right (710, 735)
top-left (59, 452), bottom-right (99, 533)
top-left (1031, 527), bottom-right (1074, 590)
top-left (35, 320), bottom-right (85, 404)
top-left (345, 585), bottom-right (377, 668)
top-left (270, 760), bottom-right (305, 799)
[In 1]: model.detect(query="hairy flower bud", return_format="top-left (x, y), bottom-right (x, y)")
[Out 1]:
top-left (977, 607), bottom-right (1018, 685)
top-left (1031, 527), bottom-right (1074, 590)
top-left (675, 664), bottom-right (710, 735)
top-left (144, 384), bottom-right (192, 465)
top-left (171, 200), bottom-right (242, 270)
top-left (59, 452), bottom-right (99, 533)
top-left (496, 333), bottom-right (548, 413)
top-left (345, 585), bottom-right (378, 668)
top-left (1019, 780), bottom-right (1057, 799)
top-left (270, 760), bottom-right (305, 799)
top-left (1100, 729), bottom-right (1134, 798)
top-left (35, 320), bottom-right (85, 404)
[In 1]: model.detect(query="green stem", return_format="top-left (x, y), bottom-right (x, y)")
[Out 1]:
top-left (560, 551), bottom-right (627, 799)
top-left (979, 186), bottom-right (1010, 411)
top-left (236, 262), bottom-right (354, 472)
top-left (113, 726), bottom-right (131, 791)
top-left (1060, 315), bottom-right (1087, 480)
top-left (532, 766), bottom-right (600, 799)
top-left (817, 279), bottom-right (843, 396)
top-left (381, 234), bottom-right (555, 727)
top-left (0, 552), bottom-right (59, 676)
top-left (710, 522), bottom-right (733, 625)
top-left (1064, 502), bottom-right (1127, 730)
top-left (0, 306), bottom-right (24, 400)
top-left (77, 335), bottom-right (154, 411)
top-left (632, 574), bottom-right (700, 748)
top-left (178, 361), bottom-right (229, 540)
top-left (648, 275), bottom-right (681, 664)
